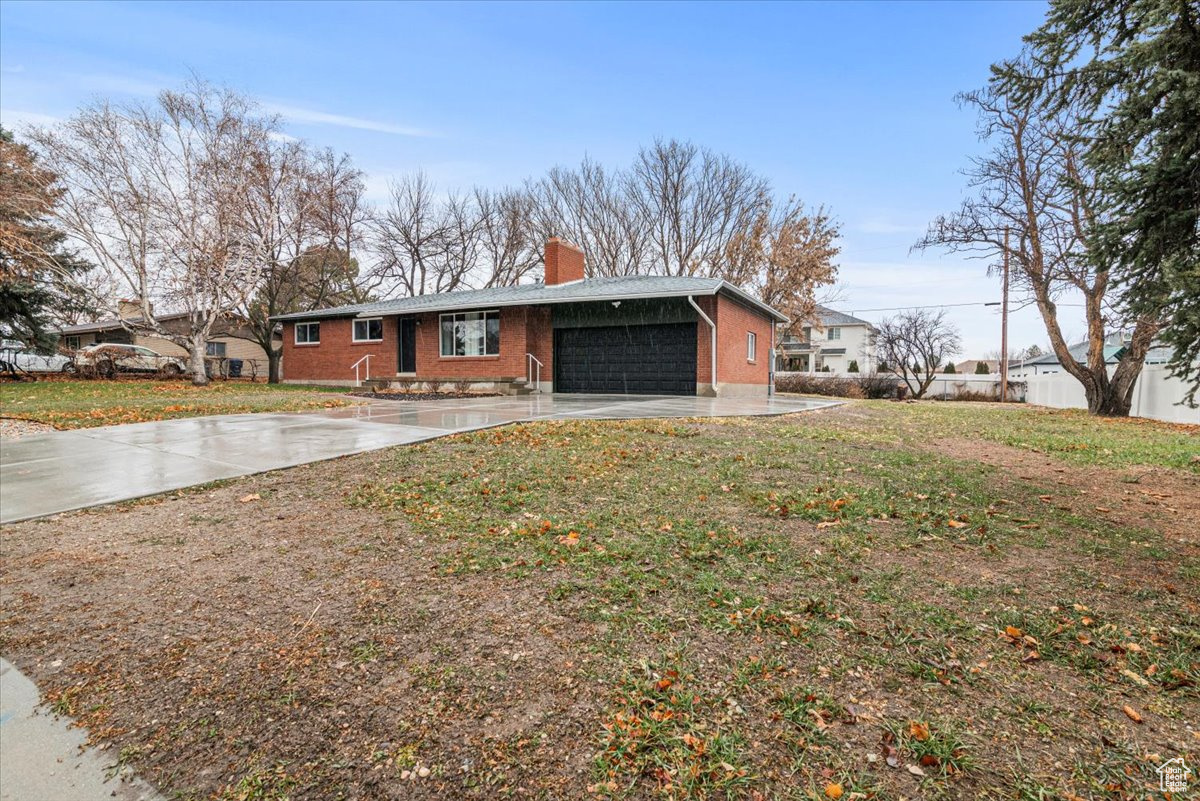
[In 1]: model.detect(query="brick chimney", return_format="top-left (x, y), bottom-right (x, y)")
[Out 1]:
top-left (117, 299), bottom-right (150, 320)
top-left (544, 238), bottom-right (585, 286)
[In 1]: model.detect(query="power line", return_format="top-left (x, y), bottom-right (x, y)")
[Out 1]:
top-left (845, 300), bottom-right (1088, 315)
top-left (847, 301), bottom-right (1000, 314)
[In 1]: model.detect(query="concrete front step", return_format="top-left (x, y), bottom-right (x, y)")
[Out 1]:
top-left (362, 376), bottom-right (536, 395)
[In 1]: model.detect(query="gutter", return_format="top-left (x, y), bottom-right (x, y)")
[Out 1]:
top-left (688, 295), bottom-right (718, 396)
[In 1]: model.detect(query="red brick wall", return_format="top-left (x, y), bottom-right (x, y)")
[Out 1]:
top-left (526, 305), bottom-right (553, 383)
top-left (280, 296), bottom-right (773, 391)
top-left (694, 296), bottom-right (716, 385)
top-left (281, 317), bottom-right (397, 383)
top-left (544, 238), bottom-right (585, 285)
top-left (412, 306), bottom-right (531, 379)
top-left (714, 294), bottom-right (774, 387)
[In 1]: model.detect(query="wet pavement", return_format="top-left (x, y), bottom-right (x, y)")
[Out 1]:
top-left (0, 658), bottom-right (164, 801)
top-left (0, 393), bottom-right (837, 524)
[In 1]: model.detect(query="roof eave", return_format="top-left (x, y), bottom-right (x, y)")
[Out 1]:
top-left (272, 283), bottom-right (788, 324)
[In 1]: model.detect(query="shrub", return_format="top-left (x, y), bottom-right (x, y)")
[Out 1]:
top-left (856, 371), bottom-right (900, 399)
top-left (943, 362), bottom-right (957, 374)
top-left (775, 373), bottom-right (862, 398)
top-left (974, 361), bottom-right (990, 374)
top-left (424, 379), bottom-right (443, 394)
top-left (451, 379), bottom-right (473, 394)
top-left (847, 360), bottom-right (859, 373)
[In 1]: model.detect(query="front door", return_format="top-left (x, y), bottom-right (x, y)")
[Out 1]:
top-left (398, 317), bottom-right (417, 373)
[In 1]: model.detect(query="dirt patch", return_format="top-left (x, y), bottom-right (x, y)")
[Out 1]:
top-left (1, 404), bottom-right (1196, 800)
top-left (932, 435), bottom-right (1200, 547)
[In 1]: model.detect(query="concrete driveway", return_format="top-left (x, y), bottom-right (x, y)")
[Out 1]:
top-left (0, 393), bottom-right (837, 524)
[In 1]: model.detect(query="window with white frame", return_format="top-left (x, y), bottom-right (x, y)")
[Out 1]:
top-left (746, 331), bottom-right (757, 362)
top-left (353, 318), bottom-right (383, 342)
top-left (206, 341), bottom-right (227, 357)
top-left (827, 327), bottom-right (842, 341)
top-left (440, 310), bottom-right (500, 357)
top-left (63, 335), bottom-right (80, 351)
top-left (295, 322), bottom-right (320, 344)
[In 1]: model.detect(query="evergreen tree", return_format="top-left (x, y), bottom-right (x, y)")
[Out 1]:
top-left (997, 0), bottom-right (1200, 400)
top-left (0, 126), bottom-right (91, 347)
top-left (944, 362), bottom-right (957, 374)
top-left (975, 361), bottom-right (991, 374)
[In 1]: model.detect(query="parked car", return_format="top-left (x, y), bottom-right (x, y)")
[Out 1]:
top-left (74, 343), bottom-right (188, 377)
top-left (0, 340), bottom-right (74, 373)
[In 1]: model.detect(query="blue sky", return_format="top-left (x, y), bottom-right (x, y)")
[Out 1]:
top-left (0, 0), bottom-right (1075, 357)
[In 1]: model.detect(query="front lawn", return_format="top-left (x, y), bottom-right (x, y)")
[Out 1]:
top-left (0, 378), bottom-right (356, 428)
top-left (0, 401), bottom-right (1196, 800)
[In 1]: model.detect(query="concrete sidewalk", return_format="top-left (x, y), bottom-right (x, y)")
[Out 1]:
top-left (0, 393), bottom-right (837, 524)
top-left (0, 659), bottom-right (163, 801)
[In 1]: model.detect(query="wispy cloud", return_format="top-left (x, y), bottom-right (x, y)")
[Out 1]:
top-left (0, 109), bottom-right (62, 129)
top-left (72, 72), bottom-right (165, 98)
top-left (856, 217), bottom-right (927, 235)
top-left (264, 102), bottom-right (433, 137)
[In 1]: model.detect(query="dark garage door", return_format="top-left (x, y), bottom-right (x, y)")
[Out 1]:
top-left (554, 323), bottom-right (697, 395)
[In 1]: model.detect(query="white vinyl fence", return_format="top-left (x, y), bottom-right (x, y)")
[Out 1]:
top-left (774, 372), bottom-right (1024, 401)
top-left (1024, 365), bottom-right (1199, 424)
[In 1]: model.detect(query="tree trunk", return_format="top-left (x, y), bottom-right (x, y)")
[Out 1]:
top-left (1087, 383), bottom-right (1133, 416)
top-left (268, 347), bottom-right (282, 384)
top-left (1084, 318), bottom-right (1159, 417)
top-left (188, 341), bottom-right (209, 387)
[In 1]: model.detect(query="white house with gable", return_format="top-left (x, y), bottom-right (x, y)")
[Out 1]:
top-left (775, 305), bottom-right (876, 375)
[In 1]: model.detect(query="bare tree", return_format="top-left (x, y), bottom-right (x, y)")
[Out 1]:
top-left (239, 139), bottom-right (367, 382)
top-left (364, 141), bottom-right (839, 330)
top-left (31, 80), bottom-right (273, 385)
top-left (308, 148), bottom-right (374, 304)
top-left (722, 196), bottom-right (840, 335)
top-left (526, 160), bottom-right (648, 278)
top-left (915, 87), bottom-right (1160, 416)
top-left (369, 172), bottom-right (479, 296)
top-left (873, 309), bottom-right (962, 398)
top-left (628, 139), bottom-right (769, 276)
top-left (474, 187), bottom-right (541, 287)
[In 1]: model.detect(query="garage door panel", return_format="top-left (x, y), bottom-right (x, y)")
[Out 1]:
top-left (554, 323), bottom-right (697, 395)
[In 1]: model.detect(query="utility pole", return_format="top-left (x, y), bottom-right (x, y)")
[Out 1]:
top-left (1000, 227), bottom-right (1010, 403)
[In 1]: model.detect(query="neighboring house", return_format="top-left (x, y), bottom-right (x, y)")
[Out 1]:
top-left (273, 238), bottom-right (786, 396)
top-left (53, 302), bottom-right (272, 377)
top-left (775, 306), bottom-right (876, 375)
top-left (1013, 335), bottom-right (1196, 423)
top-left (1008, 335), bottom-right (1173, 379)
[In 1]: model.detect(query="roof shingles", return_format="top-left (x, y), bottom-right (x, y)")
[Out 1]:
top-left (271, 275), bottom-right (787, 323)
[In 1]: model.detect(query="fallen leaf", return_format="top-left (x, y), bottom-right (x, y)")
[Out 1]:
top-left (909, 721), bottom-right (930, 742)
top-left (947, 519), bottom-right (967, 528)
top-left (239, 493), bottom-right (260, 503)
top-left (1004, 625), bottom-right (1023, 638)
top-left (1122, 705), bottom-right (1143, 723)
top-left (824, 783), bottom-right (844, 799)
top-left (906, 764), bottom-right (926, 777)
top-left (1121, 669), bottom-right (1151, 688)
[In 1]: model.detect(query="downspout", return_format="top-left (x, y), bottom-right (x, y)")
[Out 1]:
top-left (769, 323), bottom-right (775, 397)
top-left (688, 295), bottom-right (718, 396)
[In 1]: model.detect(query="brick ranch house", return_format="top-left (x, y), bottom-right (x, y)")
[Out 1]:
top-left (273, 238), bottom-right (787, 397)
